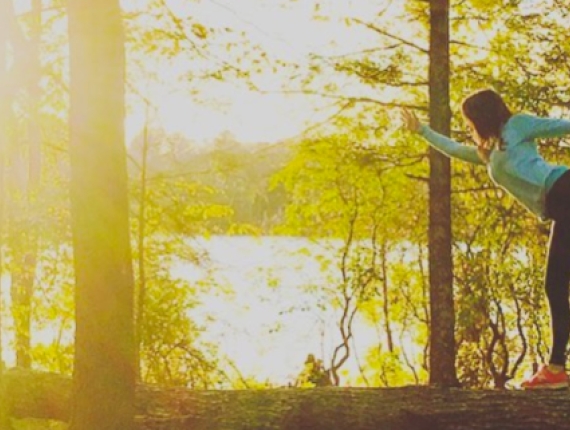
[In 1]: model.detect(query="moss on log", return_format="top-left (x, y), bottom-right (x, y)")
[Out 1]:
top-left (3, 368), bottom-right (570, 430)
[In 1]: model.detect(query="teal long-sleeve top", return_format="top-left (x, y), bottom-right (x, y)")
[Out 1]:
top-left (419, 113), bottom-right (570, 220)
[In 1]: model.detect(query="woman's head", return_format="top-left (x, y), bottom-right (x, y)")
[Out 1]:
top-left (461, 89), bottom-right (512, 147)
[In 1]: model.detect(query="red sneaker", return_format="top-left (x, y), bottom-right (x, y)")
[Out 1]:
top-left (521, 365), bottom-right (569, 390)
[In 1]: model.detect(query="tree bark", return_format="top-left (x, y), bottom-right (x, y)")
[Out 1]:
top-left (0, 0), bottom-right (9, 375)
top-left (428, 0), bottom-right (459, 387)
top-left (4, 369), bottom-right (570, 430)
top-left (67, 0), bottom-right (135, 429)
top-left (135, 103), bottom-right (151, 382)
top-left (0, 7), bottom-right (10, 428)
top-left (380, 240), bottom-right (394, 353)
top-left (3, 0), bottom-right (39, 371)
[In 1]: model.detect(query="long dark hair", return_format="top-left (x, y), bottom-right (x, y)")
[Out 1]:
top-left (461, 89), bottom-right (512, 161)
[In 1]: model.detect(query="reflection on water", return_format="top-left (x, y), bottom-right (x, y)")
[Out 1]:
top-left (175, 236), bottom-right (378, 385)
top-left (0, 236), bottom-right (379, 386)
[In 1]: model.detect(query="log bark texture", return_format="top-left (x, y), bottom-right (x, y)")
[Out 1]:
top-left (3, 368), bottom-right (570, 430)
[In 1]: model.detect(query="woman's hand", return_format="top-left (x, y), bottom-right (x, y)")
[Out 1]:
top-left (400, 108), bottom-right (422, 133)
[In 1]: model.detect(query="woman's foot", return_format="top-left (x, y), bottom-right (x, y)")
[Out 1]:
top-left (521, 364), bottom-right (569, 390)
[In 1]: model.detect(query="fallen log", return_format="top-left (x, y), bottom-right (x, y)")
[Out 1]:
top-left (3, 367), bottom-right (570, 430)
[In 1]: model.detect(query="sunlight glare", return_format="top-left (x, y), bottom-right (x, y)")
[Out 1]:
top-left (125, 0), bottom-right (400, 145)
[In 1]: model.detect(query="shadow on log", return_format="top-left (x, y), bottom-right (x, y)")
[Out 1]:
top-left (2, 368), bottom-right (570, 429)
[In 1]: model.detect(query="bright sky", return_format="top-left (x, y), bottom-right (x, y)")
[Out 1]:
top-left (121, 0), bottom-right (567, 146)
top-left (124, 0), bottom-right (401, 144)
top-left (13, 0), bottom-right (410, 145)
top-left (15, 0), bottom-right (549, 146)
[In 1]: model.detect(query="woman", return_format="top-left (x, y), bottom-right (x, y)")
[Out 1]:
top-left (401, 89), bottom-right (570, 389)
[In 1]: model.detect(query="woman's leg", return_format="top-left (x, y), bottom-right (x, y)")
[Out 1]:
top-left (522, 173), bottom-right (570, 388)
top-left (546, 220), bottom-right (570, 366)
top-left (522, 171), bottom-right (570, 388)
top-left (545, 170), bottom-right (570, 367)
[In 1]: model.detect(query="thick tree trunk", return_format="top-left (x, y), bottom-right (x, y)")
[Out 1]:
top-left (3, 369), bottom-right (570, 430)
top-left (67, 0), bottom-right (135, 429)
top-left (428, 0), bottom-right (458, 387)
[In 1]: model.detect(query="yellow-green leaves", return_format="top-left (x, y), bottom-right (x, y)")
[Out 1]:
top-left (191, 22), bottom-right (208, 39)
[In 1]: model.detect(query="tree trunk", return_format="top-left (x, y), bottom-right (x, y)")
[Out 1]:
top-left (0, 0), bottom-right (8, 372)
top-left (4, 368), bottom-right (570, 430)
top-left (380, 240), bottom-right (394, 353)
top-left (2, 0), bottom-right (40, 371)
top-left (11, 0), bottom-right (43, 371)
top-left (67, 1), bottom-right (135, 429)
top-left (428, 0), bottom-right (458, 387)
top-left (29, 0), bottom-right (42, 190)
top-left (9, 266), bottom-right (32, 368)
top-left (0, 1), bottom-right (10, 425)
top-left (135, 103), bottom-right (151, 382)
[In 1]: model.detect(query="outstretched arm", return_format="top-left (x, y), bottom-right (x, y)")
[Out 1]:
top-left (400, 109), bottom-right (485, 166)
top-left (512, 113), bottom-right (570, 141)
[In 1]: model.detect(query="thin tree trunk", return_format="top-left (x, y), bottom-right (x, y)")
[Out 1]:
top-left (3, 0), bottom-right (39, 371)
top-left (136, 102), bottom-right (150, 382)
top-left (427, 0), bottom-right (459, 387)
top-left (67, 1), bottom-right (135, 429)
top-left (0, 0), bottom-right (9, 374)
top-left (0, 1), bottom-right (11, 426)
top-left (0, 174), bottom-right (3, 373)
top-left (380, 240), bottom-right (394, 353)
top-left (29, 0), bottom-right (42, 190)
top-left (15, 0), bottom-right (43, 370)
top-left (10, 270), bottom-right (32, 368)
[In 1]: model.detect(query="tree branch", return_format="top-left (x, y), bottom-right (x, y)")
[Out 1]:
top-left (258, 88), bottom-right (427, 111)
top-left (352, 18), bottom-right (429, 54)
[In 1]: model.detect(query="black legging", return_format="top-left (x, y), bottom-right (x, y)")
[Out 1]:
top-left (545, 169), bottom-right (570, 366)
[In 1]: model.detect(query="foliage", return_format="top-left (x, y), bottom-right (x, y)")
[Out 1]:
top-left (1, 0), bottom-right (570, 393)
top-left (272, 117), bottom-right (429, 384)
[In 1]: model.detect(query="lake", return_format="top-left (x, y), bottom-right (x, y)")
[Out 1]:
top-left (0, 235), bottom-right (386, 387)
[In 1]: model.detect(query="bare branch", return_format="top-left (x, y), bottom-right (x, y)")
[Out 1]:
top-left (450, 39), bottom-right (493, 52)
top-left (258, 88), bottom-right (427, 111)
top-left (316, 45), bottom-right (405, 60)
top-left (405, 173), bottom-right (428, 182)
top-left (155, 0), bottom-right (248, 78)
top-left (352, 18), bottom-right (429, 54)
